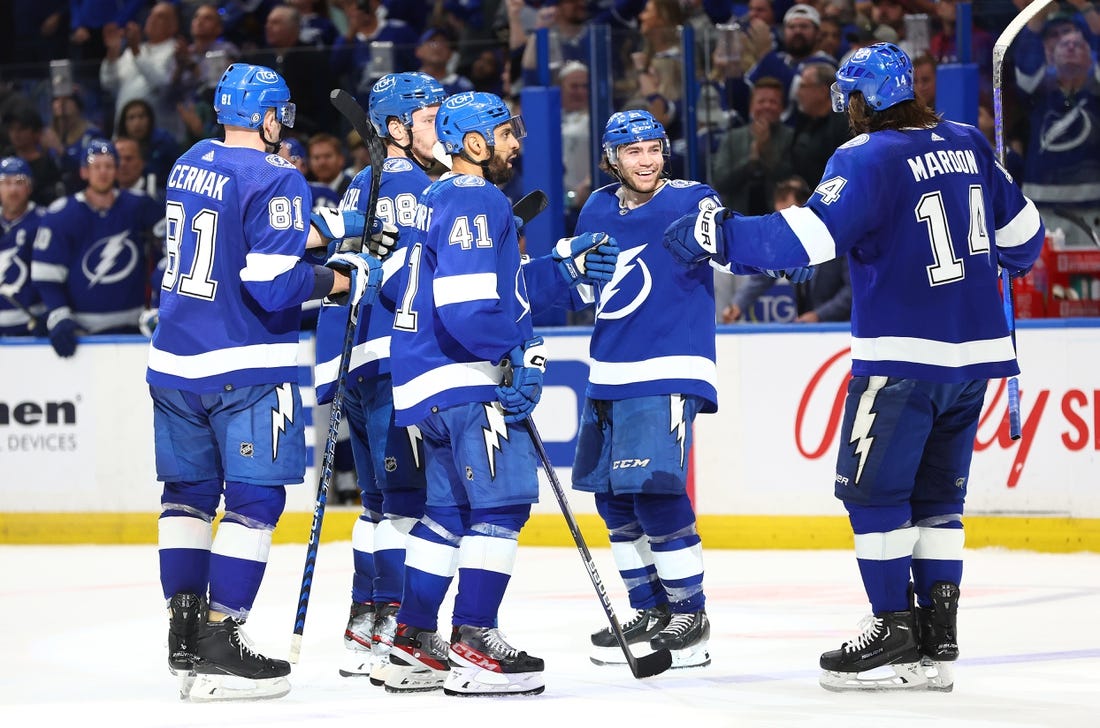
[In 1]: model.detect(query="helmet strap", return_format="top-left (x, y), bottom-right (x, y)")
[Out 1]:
top-left (259, 111), bottom-right (282, 154)
top-left (395, 129), bottom-right (433, 172)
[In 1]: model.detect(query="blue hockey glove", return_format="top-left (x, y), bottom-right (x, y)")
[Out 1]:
top-left (663, 206), bottom-right (729, 266)
top-left (47, 309), bottom-right (81, 358)
top-left (495, 336), bottom-right (548, 423)
top-left (311, 209), bottom-right (399, 258)
top-left (762, 266), bottom-right (816, 283)
top-left (553, 233), bottom-right (621, 286)
top-left (325, 252), bottom-right (383, 307)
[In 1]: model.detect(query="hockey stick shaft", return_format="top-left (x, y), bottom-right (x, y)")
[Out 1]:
top-left (991, 2), bottom-right (1051, 443)
top-left (502, 362), bottom-right (672, 678)
top-left (290, 89), bottom-right (386, 662)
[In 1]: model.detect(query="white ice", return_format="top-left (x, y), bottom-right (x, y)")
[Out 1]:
top-left (2, 542), bottom-right (1098, 727)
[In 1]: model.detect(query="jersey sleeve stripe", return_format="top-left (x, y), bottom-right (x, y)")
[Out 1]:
top-left (392, 360), bottom-right (501, 412)
top-left (850, 334), bottom-right (1016, 369)
top-left (240, 252), bottom-right (300, 282)
top-left (995, 197), bottom-right (1043, 248)
top-left (588, 355), bottom-right (718, 389)
top-left (148, 341), bottom-right (300, 378)
top-left (30, 261), bottom-right (68, 282)
top-left (433, 272), bottom-right (499, 306)
top-left (779, 206), bottom-right (837, 264)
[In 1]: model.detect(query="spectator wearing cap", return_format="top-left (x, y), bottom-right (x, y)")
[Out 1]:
top-left (748, 4), bottom-right (839, 120)
top-left (43, 92), bottom-right (104, 196)
top-left (0, 156), bottom-right (48, 336)
top-left (30, 139), bottom-right (164, 358)
top-left (416, 26), bottom-right (476, 96)
top-left (1, 106), bottom-right (65, 207)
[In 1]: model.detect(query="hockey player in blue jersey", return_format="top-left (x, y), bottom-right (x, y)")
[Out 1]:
top-left (312, 72), bottom-right (443, 685)
top-left (30, 138), bottom-right (164, 357)
top-left (564, 109), bottom-right (801, 670)
top-left (146, 63), bottom-right (384, 702)
top-left (0, 157), bottom-right (46, 335)
top-left (386, 90), bottom-right (618, 696)
top-left (664, 43), bottom-right (1045, 691)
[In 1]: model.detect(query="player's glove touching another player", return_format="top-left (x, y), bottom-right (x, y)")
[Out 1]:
top-left (310, 208), bottom-right (399, 259)
top-left (762, 266), bottom-right (816, 283)
top-left (663, 206), bottom-right (731, 266)
top-left (496, 336), bottom-right (548, 423)
top-left (324, 252), bottom-right (383, 307)
top-left (553, 233), bottom-right (620, 287)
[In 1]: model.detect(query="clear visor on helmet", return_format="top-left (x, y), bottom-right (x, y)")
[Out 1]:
top-left (830, 83), bottom-right (847, 113)
top-left (276, 102), bottom-right (296, 128)
top-left (504, 115), bottom-right (526, 140)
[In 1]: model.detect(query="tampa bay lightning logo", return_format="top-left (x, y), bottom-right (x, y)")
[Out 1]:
top-left (81, 231), bottom-right (140, 287)
top-left (1040, 99), bottom-right (1092, 154)
top-left (0, 244), bottom-right (29, 295)
top-left (597, 244), bottom-right (651, 321)
top-left (513, 266), bottom-right (531, 321)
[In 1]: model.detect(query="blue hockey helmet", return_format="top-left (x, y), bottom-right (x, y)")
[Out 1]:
top-left (0, 156), bottom-right (33, 181)
top-left (369, 72), bottom-right (446, 137)
top-left (214, 63), bottom-right (296, 130)
top-left (601, 109), bottom-right (669, 162)
top-left (82, 138), bottom-right (118, 166)
top-left (831, 42), bottom-right (914, 113)
top-left (435, 91), bottom-right (526, 155)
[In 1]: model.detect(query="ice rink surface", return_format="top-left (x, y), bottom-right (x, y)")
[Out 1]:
top-left (3, 542), bottom-right (1098, 727)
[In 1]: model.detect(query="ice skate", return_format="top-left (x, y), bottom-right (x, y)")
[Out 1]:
top-left (187, 618), bottom-right (291, 702)
top-left (918, 582), bottom-right (960, 692)
top-left (589, 604), bottom-right (671, 666)
top-left (650, 609), bottom-right (711, 668)
top-left (444, 625), bottom-right (545, 696)
top-left (368, 602), bottom-right (400, 686)
top-left (167, 592), bottom-right (203, 675)
top-left (819, 611), bottom-right (926, 692)
top-left (339, 601), bottom-right (375, 677)
top-left (384, 623), bottom-right (450, 693)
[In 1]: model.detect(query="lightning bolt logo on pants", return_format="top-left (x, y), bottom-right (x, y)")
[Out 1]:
top-left (670, 395), bottom-right (687, 468)
top-left (482, 404), bottom-right (508, 479)
top-left (271, 383), bottom-right (294, 461)
top-left (850, 376), bottom-right (886, 484)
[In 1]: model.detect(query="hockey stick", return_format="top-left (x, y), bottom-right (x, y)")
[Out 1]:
top-left (513, 190), bottom-right (549, 226)
top-left (289, 89), bottom-right (386, 663)
top-left (1, 292), bottom-right (41, 334)
top-left (502, 363), bottom-right (673, 679)
top-left (992, 1), bottom-right (1051, 441)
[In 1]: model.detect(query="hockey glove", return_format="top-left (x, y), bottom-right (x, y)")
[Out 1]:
top-left (663, 206), bottom-right (729, 266)
top-left (496, 336), bottom-right (548, 423)
top-left (514, 215), bottom-right (526, 237)
top-left (762, 266), bottom-right (816, 283)
top-left (311, 209), bottom-right (399, 259)
top-left (47, 309), bottom-right (81, 358)
top-left (553, 233), bottom-right (621, 286)
top-left (138, 308), bottom-right (159, 337)
top-left (325, 252), bottom-right (383, 307)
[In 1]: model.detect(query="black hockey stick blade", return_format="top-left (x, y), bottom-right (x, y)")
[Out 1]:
top-left (513, 189), bottom-right (548, 226)
top-left (631, 642), bottom-right (674, 677)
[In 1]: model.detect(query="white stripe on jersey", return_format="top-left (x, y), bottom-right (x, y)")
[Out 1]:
top-left (433, 272), bottom-right (499, 306)
top-left (315, 334), bottom-right (391, 388)
top-left (780, 205), bottom-right (837, 264)
top-left (240, 252), bottom-right (299, 282)
top-left (588, 355), bottom-right (717, 390)
top-left (995, 197), bottom-right (1042, 248)
top-left (30, 260), bottom-right (68, 283)
top-left (148, 341), bottom-right (299, 378)
top-left (850, 334), bottom-right (1015, 368)
top-left (392, 359), bottom-right (501, 413)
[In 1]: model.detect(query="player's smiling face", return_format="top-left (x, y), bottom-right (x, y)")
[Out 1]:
top-left (614, 140), bottom-right (664, 193)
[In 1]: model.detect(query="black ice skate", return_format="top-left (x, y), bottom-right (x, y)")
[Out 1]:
top-left (917, 581), bottom-right (960, 692)
top-left (650, 609), bottom-right (711, 668)
top-left (589, 604), bottom-right (671, 666)
top-left (369, 602), bottom-right (400, 686)
top-left (445, 625), bottom-right (545, 696)
top-left (339, 601), bottom-right (374, 678)
top-left (819, 610), bottom-right (925, 692)
top-left (167, 592), bottom-right (203, 676)
top-left (384, 623), bottom-right (450, 693)
top-left (187, 618), bottom-right (291, 702)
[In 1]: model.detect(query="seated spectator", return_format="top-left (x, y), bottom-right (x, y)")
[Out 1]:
top-left (290, 0), bottom-right (339, 48)
top-left (0, 156), bottom-right (47, 336)
top-left (114, 136), bottom-right (158, 200)
top-left (116, 99), bottom-right (179, 199)
top-left (720, 176), bottom-right (852, 324)
top-left (1, 106), bottom-right (65, 207)
top-left (307, 133), bottom-right (354, 210)
top-left (30, 139), bottom-right (164, 358)
top-left (42, 91), bottom-right (104, 195)
top-left (416, 26), bottom-right (476, 96)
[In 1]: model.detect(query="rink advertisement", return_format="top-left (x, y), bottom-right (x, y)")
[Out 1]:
top-left (1, 323), bottom-right (1098, 549)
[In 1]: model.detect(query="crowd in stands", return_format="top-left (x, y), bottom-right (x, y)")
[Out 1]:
top-left (2, 0), bottom-right (1099, 338)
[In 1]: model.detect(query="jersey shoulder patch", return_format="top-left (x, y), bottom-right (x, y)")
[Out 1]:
top-left (453, 174), bottom-right (486, 188)
top-left (839, 133), bottom-right (870, 149)
top-left (47, 196), bottom-right (69, 213)
top-left (383, 158), bottom-right (414, 173)
top-left (265, 153), bottom-right (295, 169)
top-left (668, 179), bottom-right (699, 188)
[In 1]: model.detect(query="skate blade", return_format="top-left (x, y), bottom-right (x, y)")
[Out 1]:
top-left (177, 672), bottom-right (196, 701)
top-left (819, 662), bottom-right (927, 692)
top-left (338, 650), bottom-right (376, 678)
top-left (443, 667), bottom-right (545, 697)
top-left (921, 659), bottom-right (955, 692)
top-left (187, 673), bottom-right (291, 702)
top-left (383, 663), bottom-right (448, 693)
top-left (589, 643), bottom-right (653, 666)
top-left (670, 643), bottom-right (711, 669)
